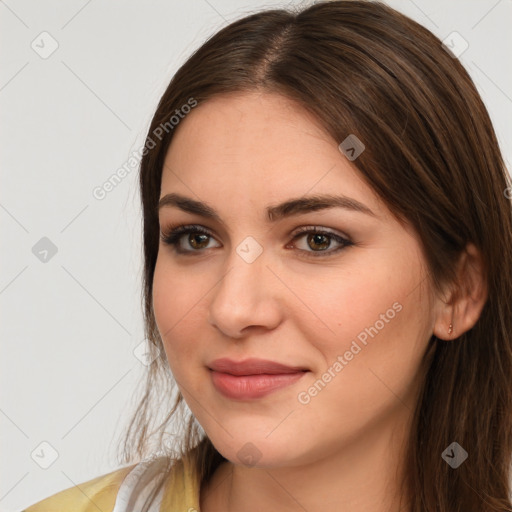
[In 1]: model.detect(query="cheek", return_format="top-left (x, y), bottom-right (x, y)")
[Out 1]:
top-left (152, 259), bottom-right (205, 368)
top-left (336, 313), bottom-right (426, 418)
top-left (296, 250), bottom-right (429, 404)
top-left (289, 258), bottom-right (406, 355)
top-left (291, 306), bottom-right (427, 451)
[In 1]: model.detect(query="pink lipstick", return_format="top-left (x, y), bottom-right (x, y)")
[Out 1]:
top-left (208, 357), bottom-right (309, 400)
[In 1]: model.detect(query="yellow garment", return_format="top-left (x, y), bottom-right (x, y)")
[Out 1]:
top-left (21, 454), bottom-right (201, 512)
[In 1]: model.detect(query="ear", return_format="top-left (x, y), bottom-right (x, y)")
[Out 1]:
top-left (433, 243), bottom-right (488, 340)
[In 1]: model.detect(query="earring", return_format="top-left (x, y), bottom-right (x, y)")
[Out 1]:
top-left (448, 323), bottom-right (453, 335)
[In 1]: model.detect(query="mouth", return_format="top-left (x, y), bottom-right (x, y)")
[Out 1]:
top-left (207, 357), bottom-right (310, 400)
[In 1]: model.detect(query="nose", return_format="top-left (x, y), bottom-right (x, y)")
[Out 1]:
top-left (207, 249), bottom-right (283, 339)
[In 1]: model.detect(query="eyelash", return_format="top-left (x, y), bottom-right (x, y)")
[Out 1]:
top-left (159, 224), bottom-right (353, 259)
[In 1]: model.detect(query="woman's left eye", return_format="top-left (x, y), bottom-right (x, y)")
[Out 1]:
top-left (288, 227), bottom-right (353, 257)
top-left (159, 224), bottom-right (353, 258)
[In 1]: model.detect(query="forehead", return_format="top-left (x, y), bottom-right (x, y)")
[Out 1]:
top-left (160, 91), bottom-right (385, 217)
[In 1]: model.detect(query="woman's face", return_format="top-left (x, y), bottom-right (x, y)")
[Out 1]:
top-left (153, 91), bottom-right (435, 467)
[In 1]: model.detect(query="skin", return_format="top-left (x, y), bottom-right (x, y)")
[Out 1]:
top-left (152, 91), bottom-right (487, 512)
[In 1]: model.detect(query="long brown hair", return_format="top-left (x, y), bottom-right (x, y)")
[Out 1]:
top-left (116, 1), bottom-right (512, 510)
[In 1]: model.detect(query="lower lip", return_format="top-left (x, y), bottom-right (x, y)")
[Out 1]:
top-left (210, 370), bottom-right (308, 400)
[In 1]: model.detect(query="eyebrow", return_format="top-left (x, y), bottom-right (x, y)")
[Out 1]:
top-left (157, 192), bottom-right (377, 222)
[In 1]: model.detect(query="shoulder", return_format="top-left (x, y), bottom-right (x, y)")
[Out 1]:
top-left (21, 454), bottom-right (201, 512)
top-left (21, 463), bottom-right (137, 512)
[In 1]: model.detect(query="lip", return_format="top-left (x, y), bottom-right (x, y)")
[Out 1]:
top-left (208, 358), bottom-right (309, 400)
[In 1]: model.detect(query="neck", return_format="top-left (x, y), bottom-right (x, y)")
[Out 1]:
top-left (200, 403), bottom-right (413, 512)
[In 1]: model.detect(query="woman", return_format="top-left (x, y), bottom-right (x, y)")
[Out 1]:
top-left (22, 0), bottom-right (512, 511)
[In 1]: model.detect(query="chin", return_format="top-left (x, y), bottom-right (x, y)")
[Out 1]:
top-left (207, 433), bottom-right (303, 469)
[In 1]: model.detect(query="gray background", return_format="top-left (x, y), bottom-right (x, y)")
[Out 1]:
top-left (1, 0), bottom-right (511, 510)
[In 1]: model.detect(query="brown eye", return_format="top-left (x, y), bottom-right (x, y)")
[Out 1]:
top-left (188, 233), bottom-right (210, 250)
top-left (305, 233), bottom-right (331, 251)
top-left (289, 226), bottom-right (353, 258)
top-left (160, 224), bottom-right (220, 254)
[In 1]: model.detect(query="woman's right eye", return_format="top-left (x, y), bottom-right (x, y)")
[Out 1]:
top-left (160, 224), bottom-right (220, 254)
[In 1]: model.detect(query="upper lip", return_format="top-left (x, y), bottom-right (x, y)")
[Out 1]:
top-left (208, 357), bottom-right (309, 376)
